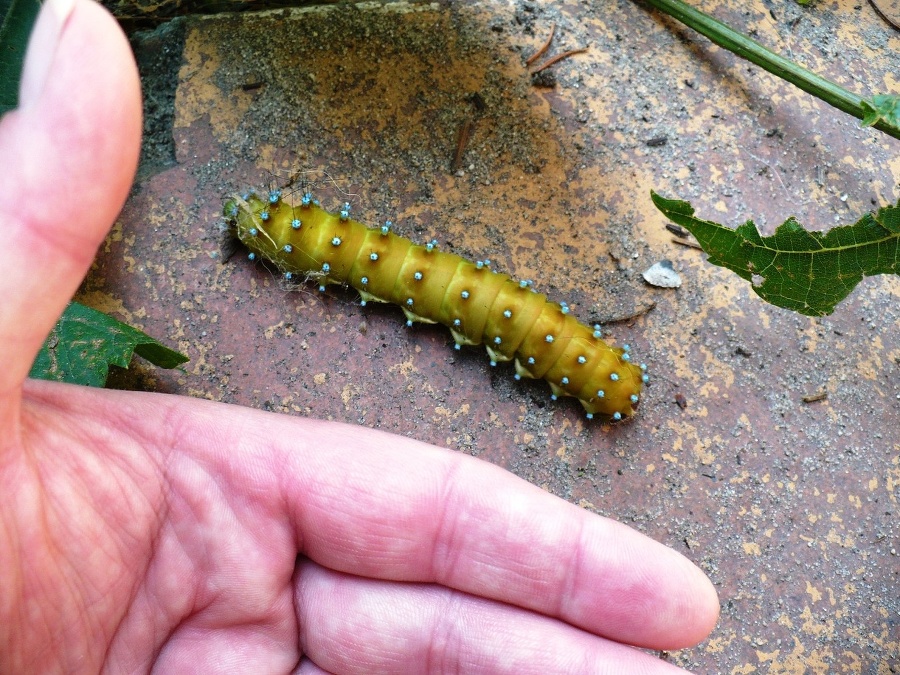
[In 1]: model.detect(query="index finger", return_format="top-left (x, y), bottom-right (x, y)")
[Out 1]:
top-left (282, 420), bottom-right (718, 650)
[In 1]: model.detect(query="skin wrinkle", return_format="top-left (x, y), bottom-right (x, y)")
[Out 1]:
top-left (143, 409), bottom-right (217, 623)
top-left (20, 386), bottom-right (163, 509)
top-left (297, 562), bottom-right (379, 664)
top-left (439, 464), bottom-right (546, 606)
top-left (579, 523), bottom-right (676, 641)
top-left (0, 507), bottom-right (22, 633)
top-left (293, 567), bottom-right (325, 667)
top-left (424, 586), bottom-right (467, 674)
top-left (31, 407), bottom-right (149, 559)
top-left (276, 442), bottom-right (306, 557)
top-left (121, 518), bottom-right (198, 670)
top-left (625, 546), bottom-right (680, 627)
top-left (24, 419), bottom-right (142, 672)
top-left (159, 441), bottom-right (296, 631)
top-left (167, 454), bottom-right (228, 597)
top-left (558, 525), bottom-right (644, 639)
top-left (556, 511), bottom-right (589, 624)
top-left (102, 553), bottom-right (157, 672)
top-left (222, 438), bottom-right (295, 534)
top-left (221, 509), bottom-right (294, 627)
top-left (428, 457), bottom-right (470, 587)
top-left (104, 453), bottom-right (175, 670)
top-left (48, 396), bottom-right (179, 672)
top-left (563, 636), bottom-right (598, 675)
top-left (28, 484), bottom-right (87, 673)
top-left (0, 439), bottom-right (35, 667)
top-left (151, 393), bottom-right (201, 483)
top-left (13, 426), bottom-right (78, 667)
top-left (142, 498), bottom-right (222, 667)
top-left (291, 559), bottom-right (308, 665)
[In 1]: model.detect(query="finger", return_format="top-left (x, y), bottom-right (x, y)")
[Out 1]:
top-left (0, 0), bottom-right (141, 397)
top-left (272, 419), bottom-right (719, 651)
top-left (295, 560), bottom-right (693, 675)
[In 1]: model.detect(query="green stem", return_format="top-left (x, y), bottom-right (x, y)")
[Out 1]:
top-left (641, 0), bottom-right (900, 142)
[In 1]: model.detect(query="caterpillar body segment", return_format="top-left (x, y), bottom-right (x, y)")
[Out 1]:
top-left (223, 191), bottom-right (645, 420)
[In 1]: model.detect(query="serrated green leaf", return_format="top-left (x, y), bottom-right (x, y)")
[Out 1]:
top-left (651, 191), bottom-right (900, 316)
top-left (30, 302), bottom-right (189, 386)
top-left (0, 0), bottom-right (40, 115)
top-left (860, 94), bottom-right (900, 130)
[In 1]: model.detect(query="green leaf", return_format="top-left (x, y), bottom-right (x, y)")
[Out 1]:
top-left (0, 0), bottom-right (40, 115)
top-left (860, 94), bottom-right (900, 130)
top-left (651, 191), bottom-right (900, 317)
top-left (30, 302), bottom-right (189, 387)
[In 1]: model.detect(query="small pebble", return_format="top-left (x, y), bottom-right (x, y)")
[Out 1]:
top-left (642, 260), bottom-right (682, 288)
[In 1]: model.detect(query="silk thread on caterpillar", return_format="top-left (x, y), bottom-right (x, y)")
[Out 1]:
top-left (223, 189), bottom-right (647, 420)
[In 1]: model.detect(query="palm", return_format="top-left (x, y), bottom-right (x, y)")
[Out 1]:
top-left (0, 1), bottom-right (718, 673)
top-left (11, 383), bottom-right (300, 672)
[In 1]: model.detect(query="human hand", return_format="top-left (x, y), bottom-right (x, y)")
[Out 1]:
top-left (0, 1), bottom-right (718, 672)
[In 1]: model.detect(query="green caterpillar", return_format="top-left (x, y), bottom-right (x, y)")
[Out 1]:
top-left (223, 189), bottom-right (646, 420)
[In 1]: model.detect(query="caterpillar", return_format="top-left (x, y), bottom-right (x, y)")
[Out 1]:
top-left (223, 189), bottom-right (647, 420)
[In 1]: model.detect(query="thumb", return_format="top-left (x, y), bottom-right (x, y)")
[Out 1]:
top-left (0, 0), bottom-right (142, 399)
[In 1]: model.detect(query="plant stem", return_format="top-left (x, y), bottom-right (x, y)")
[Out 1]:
top-left (641, 0), bottom-right (900, 142)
